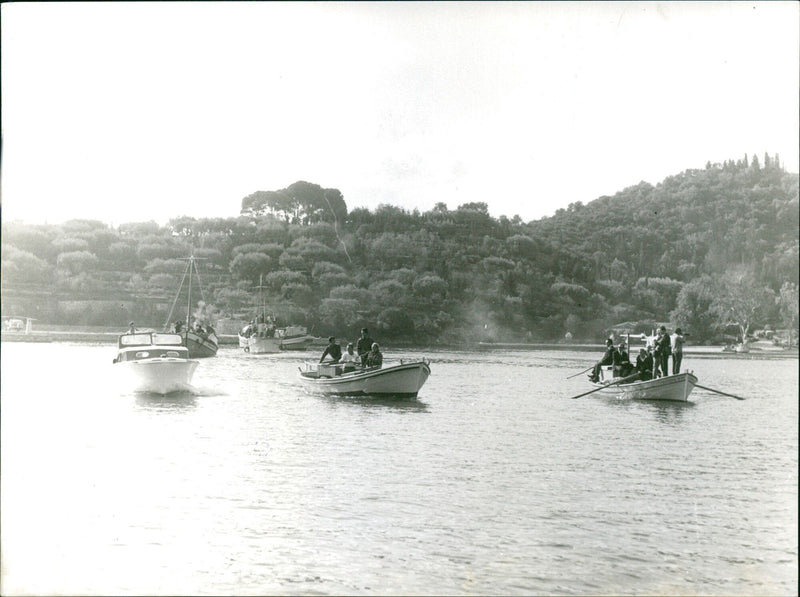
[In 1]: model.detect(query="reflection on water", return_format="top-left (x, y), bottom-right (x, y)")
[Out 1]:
top-left (320, 395), bottom-right (430, 412)
top-left (134, 392), bottom-right (198, 411)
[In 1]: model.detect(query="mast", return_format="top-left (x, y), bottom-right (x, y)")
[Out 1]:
top-left (186, 254), bottom-right (194, 334)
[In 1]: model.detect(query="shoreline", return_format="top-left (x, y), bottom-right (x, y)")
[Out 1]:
top-left (1, 330), bottom-right (797, 357)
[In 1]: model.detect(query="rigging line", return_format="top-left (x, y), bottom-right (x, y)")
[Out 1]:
top-left (163, 261), bottom-right (191, 330)
top-left (323, 192), bottom-right (353, 265)
top-left (192, 258), bottom-right (208, 305)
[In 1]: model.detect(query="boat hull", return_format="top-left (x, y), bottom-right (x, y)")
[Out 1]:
top-left (184, 330), bottom-right (219, 358)
top-left (592, 370), bottom-right (698, 402)
top-left (300, 361), bottom-right (431, 397)
top-left (116, 358), bottom-right (199, 394)
top-left (239, 333), bottom-right (281, 354)
top-left (279, 335), bottom-right (314, 351)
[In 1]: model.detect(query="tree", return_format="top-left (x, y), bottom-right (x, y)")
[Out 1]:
top-left (56, 251), bottom-right (99, 275)
top-left (710, 271), bottom-right (775, 346)
top-left (777, 282), bottom-right (799, 346)
top-left (670, 275), bottom-right (717, 341)
top-left (229, 252), bottom-right (273, 282)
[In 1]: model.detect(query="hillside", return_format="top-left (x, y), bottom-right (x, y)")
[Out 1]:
top-left (2, 154), bottom-right (797, 344)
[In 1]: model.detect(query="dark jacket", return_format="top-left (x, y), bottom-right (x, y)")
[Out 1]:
top-left (654, 333), bottom-right (671, 356)
top-left (636, 353), bottom-right (654, 379)
top-left (599, 346), bottom-right (615, 366)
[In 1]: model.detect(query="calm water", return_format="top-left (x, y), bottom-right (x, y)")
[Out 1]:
top-left (1, 342), bottom-right (797, 596)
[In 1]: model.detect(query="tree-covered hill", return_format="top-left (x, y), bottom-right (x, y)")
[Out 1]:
top-left (2, 156), bottom-right (797, 345)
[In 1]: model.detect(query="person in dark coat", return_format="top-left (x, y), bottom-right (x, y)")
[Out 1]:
top-left (589, 338), bottom-right (615, 382)
top-left (653, 326), bottom-right (672, 377)
top-left (614, 342), bottom-right (633, 377)
top-left (635, 348), bottom-right (654, 381)
top-left (319, 336), bottom-right (342, 363)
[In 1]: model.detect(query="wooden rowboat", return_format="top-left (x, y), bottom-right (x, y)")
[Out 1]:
top-left (591, 366), bottom-right (697, 402)
top-left (299, 360), bottom-right (431, 397)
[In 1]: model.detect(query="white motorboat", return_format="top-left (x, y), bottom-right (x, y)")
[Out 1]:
top-left (590, 365), bottom-right (697, 402)
top-left (113, 331), bottom-right (199, 394)
top-left (299, 359), bottom-right (431, 397)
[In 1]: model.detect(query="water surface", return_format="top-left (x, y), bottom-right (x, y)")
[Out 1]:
top-left (1, 343), bottom-right (796, 595)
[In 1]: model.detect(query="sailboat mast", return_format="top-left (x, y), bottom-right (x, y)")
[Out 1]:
top-left (186, 255), bottom-right (194, 331)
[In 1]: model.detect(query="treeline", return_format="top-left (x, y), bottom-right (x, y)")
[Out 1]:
top-left (1, 157), bottom-right (797, 344)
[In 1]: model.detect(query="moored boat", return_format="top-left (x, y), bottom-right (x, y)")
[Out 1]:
top-left (113, 330), bottom-right (199, 394)
top-left (590, 365), bottom-right (697, 402)
top-left (299, 359), bottom-right (431, 397)
top-left (238, 278), bottom-right (313, 353)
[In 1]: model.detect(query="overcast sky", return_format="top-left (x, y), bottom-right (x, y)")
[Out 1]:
top-left (1, 1), bottom-right (798, 226)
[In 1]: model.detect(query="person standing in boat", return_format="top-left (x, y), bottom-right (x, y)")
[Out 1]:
top-left (671, 327), bottom-right (686, 374)
top-left (365, 342), bottom-right (383, 368)
top-left (589, 338), bottom-right (615, 382)
top-left (128, 322), bottom-right (136, 333)
top-left (653, 326), bottom-right (672, 377)
top-left (356, 327), bottom-right (375, 366)
top-left (319, 336), bottom-right (342, 363)
top-left (635, 348), bottom-right (653, 381)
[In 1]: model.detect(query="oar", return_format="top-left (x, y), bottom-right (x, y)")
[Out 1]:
top-left (570, 372), bottom-right (641, 399)
top-left (566, 366), bottom-right (594, 380)
top-left (695, 383), bottom-right (746, 401)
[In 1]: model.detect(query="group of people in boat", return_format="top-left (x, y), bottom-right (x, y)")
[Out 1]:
top-left (240, 313), bottom-right (276, 339)
top-left (171, 318), bottom-right (214, 339)
top-left (319, 327), bottom-right (383, 371)
top-left (589, 325), bottom-right (686, 383)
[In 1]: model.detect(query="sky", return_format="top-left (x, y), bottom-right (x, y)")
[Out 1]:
top-left (1, 1), bottom-right (798, 227)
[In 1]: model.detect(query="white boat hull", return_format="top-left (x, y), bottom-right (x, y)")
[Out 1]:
top-left (279, 335), bottom-right (314, 350)
top-left (117, 358), bottom-right (199, 394)
top-left (300, 361), bottom-right (431, 397)
top-left (239, 333), bottom-right (282, 354)
top-left (592, 370), bottom-right (698, 402)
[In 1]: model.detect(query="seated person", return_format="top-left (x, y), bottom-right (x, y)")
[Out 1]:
top-left (365, 342), bottom-right (383, 368)
top-left (340, 343), bottom-right (360, 372)
top-left (589, 339), bottom-right (615, 382)
top-left (635, 348), bottom-right (653, 381)
top-left (614, 342), bottom-right (633, 377)
top-left (319, 336), bottom-right (342, 363)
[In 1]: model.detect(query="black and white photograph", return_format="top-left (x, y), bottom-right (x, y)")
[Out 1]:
top-left (1, 2), bottom-right (797, 595)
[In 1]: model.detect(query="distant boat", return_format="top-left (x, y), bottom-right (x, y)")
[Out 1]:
top-left (238, 277), bottom-right (313, 353)
top-left (0, 316), bottom-right (51, 343)
top-left (113, 330), bottom-right (199, 394)
top-left (299, 359), bottom-right (431, 397)
top-left (164, 255), bottom-right (219, 358)
top-left (590, 365), bottom-right (697, 402)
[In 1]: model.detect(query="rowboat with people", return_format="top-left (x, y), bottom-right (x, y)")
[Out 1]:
top-left (298, 359), bottom-right (431, 397)
top-left (587, 365), bottom-right (698, 402)
top-left (113, 330), bottom-right (199, 394)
